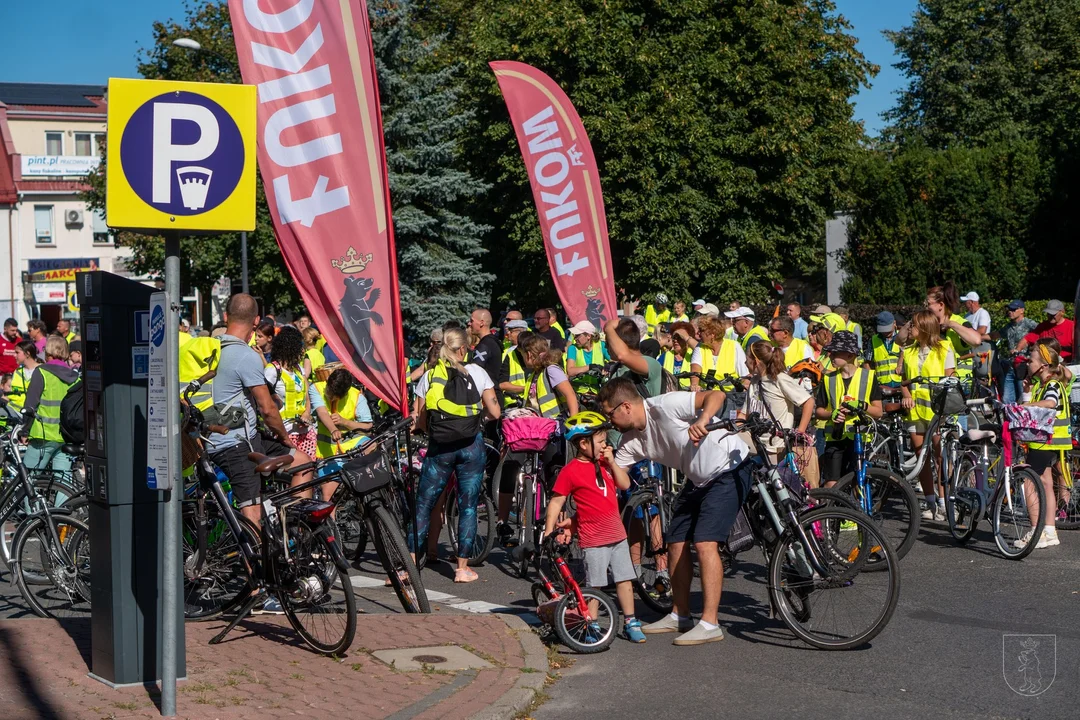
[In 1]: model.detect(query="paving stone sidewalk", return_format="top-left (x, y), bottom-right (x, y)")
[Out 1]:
top-left (0, 613), bottom-right (548, 720)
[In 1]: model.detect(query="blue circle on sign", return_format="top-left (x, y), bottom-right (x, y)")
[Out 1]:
top-left (120, 91), bottom-right (244, 216)
top-left (150, 305), bottom-right (165, 348)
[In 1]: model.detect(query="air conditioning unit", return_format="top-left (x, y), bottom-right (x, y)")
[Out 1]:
top-left (65, 209), bottom-right (84, 226)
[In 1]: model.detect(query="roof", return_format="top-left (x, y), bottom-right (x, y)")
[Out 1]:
top-left (0, 83), bottom-right (104, 108)
top-left (14, 180), bottom-right (89, 195)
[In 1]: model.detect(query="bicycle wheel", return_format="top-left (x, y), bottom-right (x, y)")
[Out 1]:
top-left (945, 458), bottom-right (982, 544)
top-left (13, 513), bottom-right (91, 619)
top-left (807, 487), bottom-right (861, 511)
top-left (183, 505), bottom-right (259, 620)
top-left (768, 506), bottom-right (900, 650)
top-left (446, 492), bottom-right (497, 566)
top-left (1, 478), bottom-right (82, 567)
top-left (334, 495), bottom-right (368, 561)
top-left (553, 588), bottom-right (618, 654)
top-left (832, 468), bottom-right (920, 563)
top-left (622, 492), bottom-right (672, 614)
top-left (1053, 453), bottom-right (1080, 530)
top-left (277, 520), bottom-right (357, 655)
top-left (992, 467), bottom-right (1045, 560)
top-left (369, 503), bottom-right (431, 613)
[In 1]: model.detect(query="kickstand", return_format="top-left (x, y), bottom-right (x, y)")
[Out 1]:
top-left (209, 593), bottom-right (262, 644)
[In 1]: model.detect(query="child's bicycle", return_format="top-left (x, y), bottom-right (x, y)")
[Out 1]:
top-left (531, 532), bottom-right (617, 654)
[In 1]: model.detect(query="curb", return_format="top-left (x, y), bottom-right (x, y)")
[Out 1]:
top-left (469, 614), bottom-right (549, 720)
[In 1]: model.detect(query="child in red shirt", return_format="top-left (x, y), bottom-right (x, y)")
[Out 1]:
top-left (544, 412), bottom-right (644, 643)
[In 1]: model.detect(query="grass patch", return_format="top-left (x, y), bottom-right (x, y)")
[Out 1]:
top-left (351, 662), bottom-right (364, 671)
top-left (230, 695), bottom-right (246, 706)
top-left (226, 668), bottom-right (258, 683)
top-left (290, 673), bottom-right (305, 680)
top-left (181, 680), bottom-right (218, 693)
top-left (222, 677), bottom-right (239, 688)
top-left (111, 701), bottom-right (139, 710)
top-left (460, 643), bottom-right (505, 668)
top-left (193, 696), bottom-right (226, 708)
top-left (512, 689), bottom-right (551, 720)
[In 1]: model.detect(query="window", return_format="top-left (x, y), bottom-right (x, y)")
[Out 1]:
top-left (74, 132), bottom-right (103, 157)
top-left (34, 205), bottom-right (53, 245)
top-left (45, 132), bottom-right (63, 156)
top-left (92, 210), bottom-right (111, 245)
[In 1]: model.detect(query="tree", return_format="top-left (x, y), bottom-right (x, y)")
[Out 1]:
top-left (417, 0), bottom-right (876, 306)
top-left (371, 0), bottom-right (493, 346)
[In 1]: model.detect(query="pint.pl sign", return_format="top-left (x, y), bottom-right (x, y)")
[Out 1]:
top-left (106, 78), bottom-right (257, 232)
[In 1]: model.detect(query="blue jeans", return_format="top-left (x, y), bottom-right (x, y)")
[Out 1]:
top-left (409, 434), bottom-right (486, 558)
top-left (1002, 365), bottom-right (1022, 405)
top-left (23, 440), bottom-right (73, 475)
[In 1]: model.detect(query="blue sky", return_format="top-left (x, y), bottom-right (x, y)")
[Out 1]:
top-left (0, 0), bottom-right (917, 136)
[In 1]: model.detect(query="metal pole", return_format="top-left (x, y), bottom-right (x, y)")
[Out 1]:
top-left (240, 230), bottom-right (249, 294)
top-left (161, 231), bottom-right (182, 717)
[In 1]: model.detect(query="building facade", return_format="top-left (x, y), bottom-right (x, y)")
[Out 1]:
top-left (0, 82), bottom-right (135, 328)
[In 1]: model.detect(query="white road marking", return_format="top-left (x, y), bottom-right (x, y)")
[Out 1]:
top-left (350, 573), bottom-right (541, 625)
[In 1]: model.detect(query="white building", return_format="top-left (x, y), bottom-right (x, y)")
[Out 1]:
top-left (0, 82), bottom-right (136, 328)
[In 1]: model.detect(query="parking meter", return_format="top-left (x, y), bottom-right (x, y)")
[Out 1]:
top-left (77, 271), bottom-right (185, 686)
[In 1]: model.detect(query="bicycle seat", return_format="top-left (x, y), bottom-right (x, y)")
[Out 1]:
top-left (960, 429), bottom-right (997, 445)
top-left (247, 452), bottom-right (294, 474)
top-left (61, 443), bottom-right (84, 456)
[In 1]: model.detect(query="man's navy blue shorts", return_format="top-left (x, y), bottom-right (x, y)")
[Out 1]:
top-left (665, 460), bottom-right (754, 544)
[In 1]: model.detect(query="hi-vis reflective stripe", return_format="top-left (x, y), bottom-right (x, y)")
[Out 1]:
top-left (37, 416), bottom-right (61, 424)
top-left (39, 399), bottom-right (61, 407)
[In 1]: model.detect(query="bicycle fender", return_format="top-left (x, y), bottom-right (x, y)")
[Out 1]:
top-left (318, 524), bottom-right (352, 573)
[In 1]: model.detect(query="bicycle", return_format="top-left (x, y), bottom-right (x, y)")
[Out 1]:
top-left (944, 397), bottom-right (1047, 559)
top-left (532, 532), bottom-right (617, 653)
top-left (827, 402), bottom-right (921, 565)
top-left (180, 389), bottom-right (357, 654)
top-left (708, 413), bottom-right (901, 650)
top-left (5, 402), bottom-right (92, 619)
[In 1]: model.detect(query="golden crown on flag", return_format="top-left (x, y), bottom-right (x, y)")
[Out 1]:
top-left (582, 285), bottom-right (600, 298)
top-left (331, 247), bottom-right (373, 274)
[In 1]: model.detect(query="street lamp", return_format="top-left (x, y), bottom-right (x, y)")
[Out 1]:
top-left (171, 37), bottom-right (249, 295)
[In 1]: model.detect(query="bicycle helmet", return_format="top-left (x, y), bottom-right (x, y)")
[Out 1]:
top-left (564, 411), bottom-right (611, 440)
top-left (655, 293), bottom-right (669, 305)
top-left (789, 359), bottom-right (823, 387)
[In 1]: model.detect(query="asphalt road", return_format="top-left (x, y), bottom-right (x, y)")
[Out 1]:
top-left (2, 516), bottom-right (1077, 719)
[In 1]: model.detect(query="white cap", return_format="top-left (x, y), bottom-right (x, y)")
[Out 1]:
top-left (960, 291), bottom-right (980, 302)
top-left (692, 299), bottom-right (706, 308)
top-left (567, 320), bottom-right (597, 337)
top-left (724, 307), bottom-right (755, 319)
top-left (696, 303), bottom-right (720, 317)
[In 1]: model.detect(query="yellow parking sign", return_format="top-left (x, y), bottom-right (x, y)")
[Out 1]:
top-left (106, 78), bottom-right (257, 232)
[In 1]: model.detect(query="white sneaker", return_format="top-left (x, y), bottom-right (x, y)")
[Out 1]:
top-left (1013, 528), bottom-right (1037, 549)
top-left (921, 502), bottom-right (934, 521)
top-left (642, 614), bottom-right (695, 635)
top-left (1036, 529), bottom-right (1060, 549)
top-left (937, 501), bottom-right (946, 521)
top-left (673, 622), bottom-right (725, 646)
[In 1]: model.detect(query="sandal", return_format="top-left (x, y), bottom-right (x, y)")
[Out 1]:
top-left (454, 568), bottom-right (479, 583)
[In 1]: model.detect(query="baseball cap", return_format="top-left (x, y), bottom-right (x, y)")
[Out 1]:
top-left (568, 320), bottom-right (597, 337)
top-left (1006, 299), bottom-right (1025, 311)
top-left (723, 307), bottom-right (755, 319)
top-left (875, 311), bottom-right (895, 333)
top-left (960, 291), bottom-right (980, 302)
top-left (1045, 299), bottom-right (1065, 315)
top-left (811, 304), bottom-right (831, 315)
top-left (822, 330), bottom-right (860, 356)
top-left (696, 303), bottom-right (720, 317)
top-left (504, 319), bottom-right (529, 330)
top-left (692, 299), bottom-right (706, 308)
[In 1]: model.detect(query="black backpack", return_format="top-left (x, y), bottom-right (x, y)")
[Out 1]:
top-left (60, 378), bottom-right (84, 445)
top-left (427, 366), bottom-right (482, 444)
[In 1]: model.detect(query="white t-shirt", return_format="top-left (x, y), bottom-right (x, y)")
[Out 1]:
top-left (743, 375), bottom-right (811, 455)
top-left (414, 363), bottom-right (494, 398)
top-left (614, 392), bottom-right (751, 486)
top-left (689, 343), bottom-right (749, 377)
top-left (966, 308), bottom-right (991, 333)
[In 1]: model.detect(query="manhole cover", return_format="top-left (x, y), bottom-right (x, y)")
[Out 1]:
top-left (412, 655), bottom-right (447, 664)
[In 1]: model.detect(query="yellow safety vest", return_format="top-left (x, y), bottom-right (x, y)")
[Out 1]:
top-left (178, 331), bottom-right (191, 351)
top-left (179, 336), bottom-right (222, 411)
top-left (947, 313), bottom-right (972, 378)
top-left (871, 334), bottom-right (902, 385)
top-left (315, 382), bottom-right (366, 458)
top-left (273, 365), bottom-right (308, 421)
top-left (662, 351), bottom-right (692, 389)
top-left (306, 347), bottom-right (326, 373)
top-left (524, 368), bottom-right (565, 419)
top-left (551, 321), bottom-right (567, 342)
top-left (65, 331), bottom-right (76, 344)
top-left (845, 320), bottom-right (862, 338)
top-left (698, 341), bottom-right (738, 385)
top-left (1029, 379), bottom-right (1071, 450)
top-left (823, 367), bottom-right (875, 440)
top-left (30, 367), bottom-right (70, 442)
top-left (9, 366), bottom-right (30, 412)
top-left (425, 362), bottom-right (484, 443)
top-left (644, 305), bottom-right (672, 337)
top-left (778, 338), bottom-right (812, 369)
top-left (672, 314), bottom-right (690, 323)
top-left (738, 325), bottom-right (769, 351)
top-left (501, 347), bottom-right (526, 408)
top-left (902, 342), bottom-right (950, 423)
top-left (567, 342), bottom-right (605, 369)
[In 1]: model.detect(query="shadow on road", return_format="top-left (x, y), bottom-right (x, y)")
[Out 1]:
top-left (0, 624), bottom-right (64, 719)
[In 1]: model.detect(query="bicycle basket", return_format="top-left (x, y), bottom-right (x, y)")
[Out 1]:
top-left (502, 415), bottom-right (559, 452)
top-left (725, 509), bottom-right (755, 554)
top-left (931, 383), bottom-right (966, 416)
top-left (1002, 403), bottom-right (1056, 443)
top-left (341, 451), bottom-right (392, 495)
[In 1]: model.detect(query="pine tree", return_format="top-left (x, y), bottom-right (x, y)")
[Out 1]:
top-left (371, 0), bottom-right (494, 350)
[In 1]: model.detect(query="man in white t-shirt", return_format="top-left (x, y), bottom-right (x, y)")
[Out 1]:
top-left (599, 376), bottom-right (752, 646)
top-left (961, 292), bottom-right (991, 338)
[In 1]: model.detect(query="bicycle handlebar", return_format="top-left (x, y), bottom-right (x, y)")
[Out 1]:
top-left (286, 414), bottom-right (415, 476)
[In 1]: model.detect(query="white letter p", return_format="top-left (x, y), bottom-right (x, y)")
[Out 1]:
top-left (152, 103), bottom-right (219, 204)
